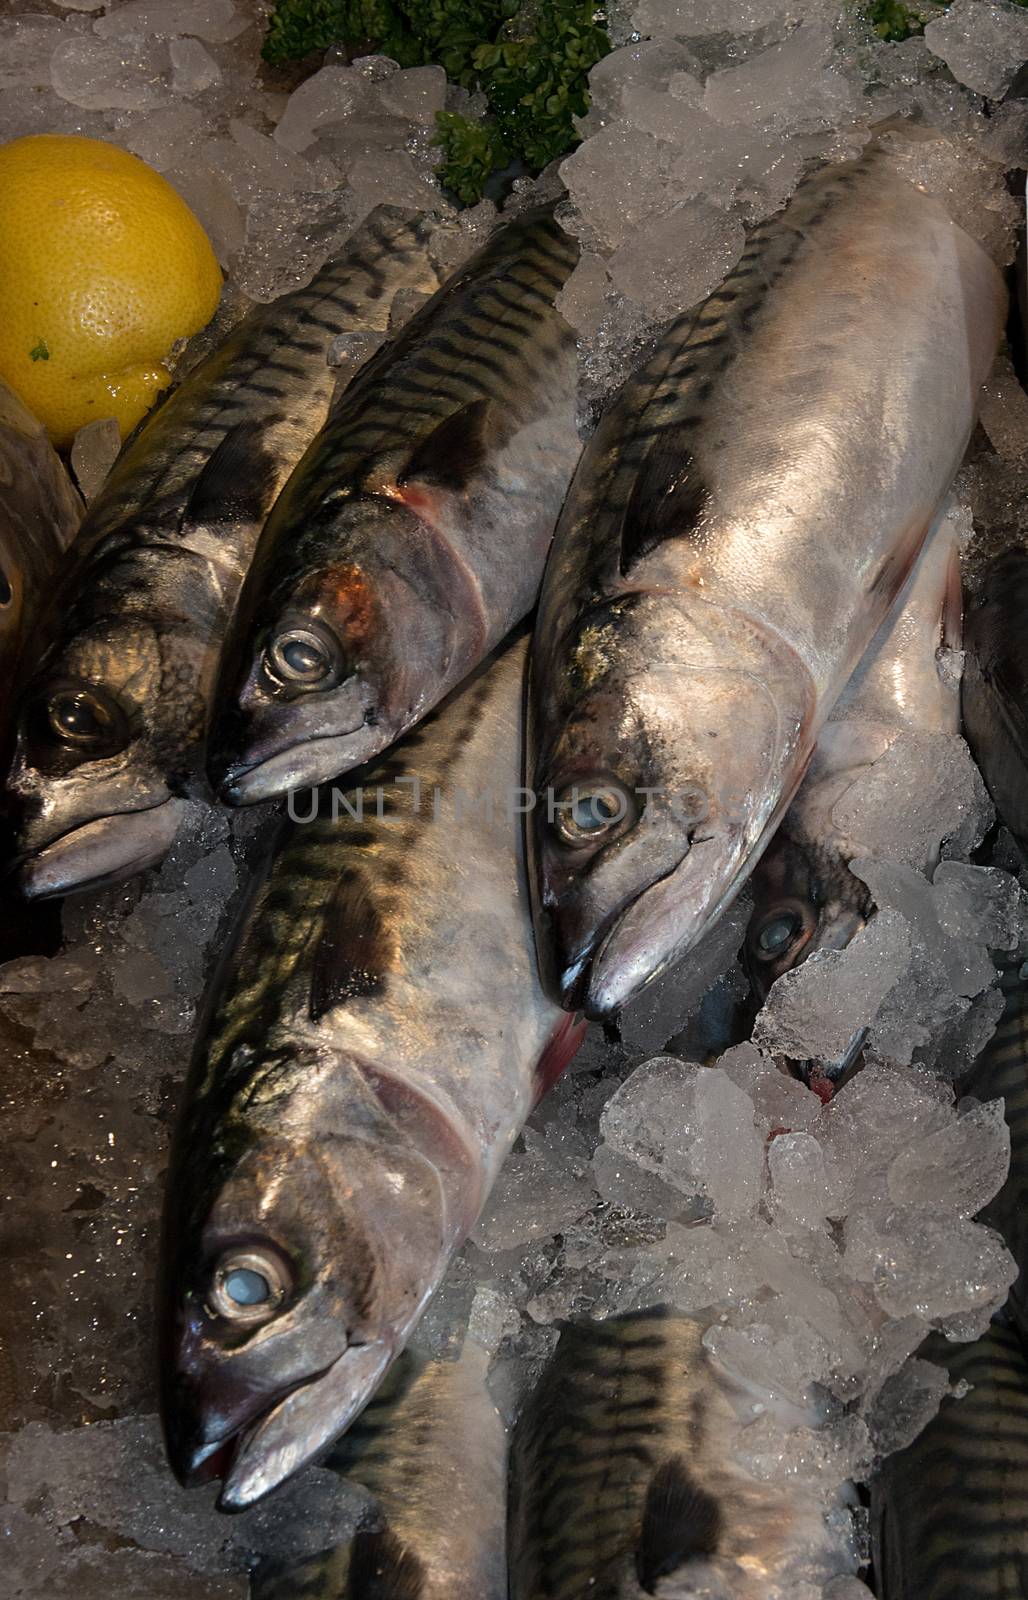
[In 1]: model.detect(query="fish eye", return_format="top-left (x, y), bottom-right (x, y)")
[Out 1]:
top-left (207, 1246), bottom-right (291, 1325)
top-left (753, 908), bottom-right (804, 960)
top-left (45, 683), bottom-right (129, 756)
top-left (0, 566), bottom-right (11, 607)
top-left (552, 777), bottom-right (636, 849)
top-left (265, 620), bottom-right (344, 691)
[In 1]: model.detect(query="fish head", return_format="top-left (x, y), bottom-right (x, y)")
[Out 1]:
top-left (8, 615), bottom-right (199, 897)
top-left (744, 829), bottom-right (871, 1004)
top-left (212, 496), bottom-right (457, 805)
top-left (160, 1045), bottom-right (461, 1509)
top-left (530, 591), bottom-right (817, 1018)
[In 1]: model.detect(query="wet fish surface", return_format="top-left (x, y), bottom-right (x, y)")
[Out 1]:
top-left (744, 513), bottom-right (963, 1005)
top-left (508, 1306), bottom-right (853, 1599)
top-left (0, 380), bottom-right (82, 740)
top-left (160, 634), bottom-right (579, 1509)
top-left (871, 1319), bottom-right (1028, 1599)
top-left (968, 959), bottom-right (1028, 1348)
top-left (963, 545), bottom-right (1028, 851)
top-left (6, 206), bottom-right (443, 899)
top-left (527, 132), bottom-right (1004, 1018)
top-left (208, 202), bottom-right (580, 806)
top-left (251, 1336), bottom-right (506, 1599)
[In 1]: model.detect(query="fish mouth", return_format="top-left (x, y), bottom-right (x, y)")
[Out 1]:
top-left (12, 797), bottom-right (191, 900)
top-left (562, 831), bottom-right (745, 1021)
top-left (218, 725), bottom-right (386, 806)
top-left (178, 1340), bottom-right (394, 1511)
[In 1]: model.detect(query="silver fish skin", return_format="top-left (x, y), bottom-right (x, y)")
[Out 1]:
top-left (251, 1337), bottom-right (506, 1600)
top-left (963, 546), bottom-right (1028, 851)
top-left (509, 1308), bottom-right (855, 1600)
top-left (745, 511), bottom-right (963, 1002)
top-left (208, 203), bottom-right (580, 806)
top-left (6, 206), bottom-right (443, 900)
top-left (968, 960), bottom-right (1028, 1347)
top-left (159, 634), bottom-right (579, 1509)
top-left (0, 381), bottom-right (82, 733)
top-left (871, 1319), bottom-right (1028, 1600)
top-left (527, 132), bottom-right (1005, 1019)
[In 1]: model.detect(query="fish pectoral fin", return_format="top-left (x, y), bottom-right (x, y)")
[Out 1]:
top-left (398, 396), bottom-right (510, 495)
top-left (310, 868), bottom-right (391, 1020)
top-left (635, 1455), bottom-right (723, 1594)
top-left (619, 438), bottom-right (710, 576)
top-left (347, 1527), bottom-right (426, 1600)
top-left (184, 416), bottom-right (286, 526)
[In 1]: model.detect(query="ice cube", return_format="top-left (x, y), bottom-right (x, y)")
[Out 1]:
top-left (169, 36), bottom-right (220, 94)
top-left (608, 197), bottom-right (745, 319)
top-left (471, 1144), bottom-right (594, 1251)
top-left (347, 149), bottom-right (443, 218)
top-left (560, 125), bottom-right (671, 252)
top-left (888, 1098), bottom-right (1010, 1216)
top-left (753, 910), bottom-right (912, 1063)
top-left (273, 64), bottom-right (362, 154)
top-left (865, 1355), bottom-right (951, 1455)
top-left (122, 102), bottom-right (204, 170)
top-left (719, 1043), bottom-right (823, 1136)
top-left (165, 165), bottom-right (243, 268)
top-left (769, 1132), bottom-right (837, 1229)
top-left (924, 0), bottom-right (1028, 99)
top-left (831, 733), bottom-right (993, 871)
top-left (70, 418), bottom-right (121, 502)
top-left (704, 22), bottom-right (855, 133)
top-left (688, 1068), bottom-right (765, 1220)
top-left (51, 32), bottom-right (167, 112)
top-left (631, 0), bottom-right (797, 34)
top-left (377, 64), bottom-right (447, 124)
top-left (872, 1213), bottom-right (1016, 1321)
top-left (93, 0), bottom-right (247, 44)
top-left (591, 1140), bottom-right (694, 1217)
top-left (555, 251), bottom-right (612, 339)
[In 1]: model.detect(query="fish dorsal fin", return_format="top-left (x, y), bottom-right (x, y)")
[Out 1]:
top-left (635, 1456), bottom-right (722, 1593)
top-left (347, 1529), bottom-right (426, 1600)
top-left (310, 867), bottom-right (389, 1021)
top-left (399, 397), bottom-right (508, 494)
top-left (184, 417), bottom-right (285, 525)
top-left (619, 440), bottom-right (710, 576)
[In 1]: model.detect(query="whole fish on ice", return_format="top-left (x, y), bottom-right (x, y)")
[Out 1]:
top-left (252, 1334), bottom-right (506, 1599)
top-left (745, 511), bottom-right (963, 1008)
top-left (509, 1307), bottom-right (860, 1598)
top-left (527, 130), bottom-right (1004, 1018)
top-left (0, 379), bottom-right (82, 740)
top-left (7, 206), bottom-right (443, 898)
top-left (209, 202), bottom-right (580, 805)
top-left (160, 634), bottom-right (579, 1508)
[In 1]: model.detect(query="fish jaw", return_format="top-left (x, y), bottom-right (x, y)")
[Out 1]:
top-left (14, 797), bottom-right (192, 899)
top-left (217, 719), bottom-right (385, 806)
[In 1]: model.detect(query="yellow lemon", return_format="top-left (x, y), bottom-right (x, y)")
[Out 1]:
top-left (0, 134), bottom-right (222, 447)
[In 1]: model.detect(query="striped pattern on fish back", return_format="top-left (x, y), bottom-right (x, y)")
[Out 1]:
top-left (193, 651), bottom-right (509, 1113)
top-left (546, 144), bottom-right (901, 590)
top-left (282, 204), bottom-right (579, 509)
top-left (509, 1308), bottom-right (700, 1600)
top-left (971, 959), bottom-right (1028, 1337)
top-left (871, 1321), bottom-right (1028, 1599)
top-left (77, 207), bottom-right (442, 556)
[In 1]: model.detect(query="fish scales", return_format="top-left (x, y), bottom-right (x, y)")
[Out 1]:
top-left (210, 203), bottom-right (581, 804)
top-left (161, 635), bottom-right (573, 1509)
top-left (509, 1308), bottom-right (851, 1599)
top-left (528, 132), bottom-right (1004, 1017)
top-left (969, 961), bottom-right (1028, 1343)
top-left (252, 1340), bottom-right (506, 1600)
top-left (871, 1321), bottom-right (1028, 1599)
top-left (7, 205), bottom-right (443, 898)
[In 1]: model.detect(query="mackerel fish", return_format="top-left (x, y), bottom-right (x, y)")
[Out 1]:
top-left (509, 1307), bottom-right (860, 1599)
top-left (208, 202), bottom-right (580, 805)
top-left (745, 510), bottom-right (963, 1007)
top-left (160, 634), bottom-right (580, 1508)
top-left (252, 1336), bottom-right (506, 1599)
top-left (7, 206), bottom-right (443, 898)
top-left (527, 129), bottom-right (1004, 1018)
top-left (871, 1319), bottom-right (1028, 1600)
